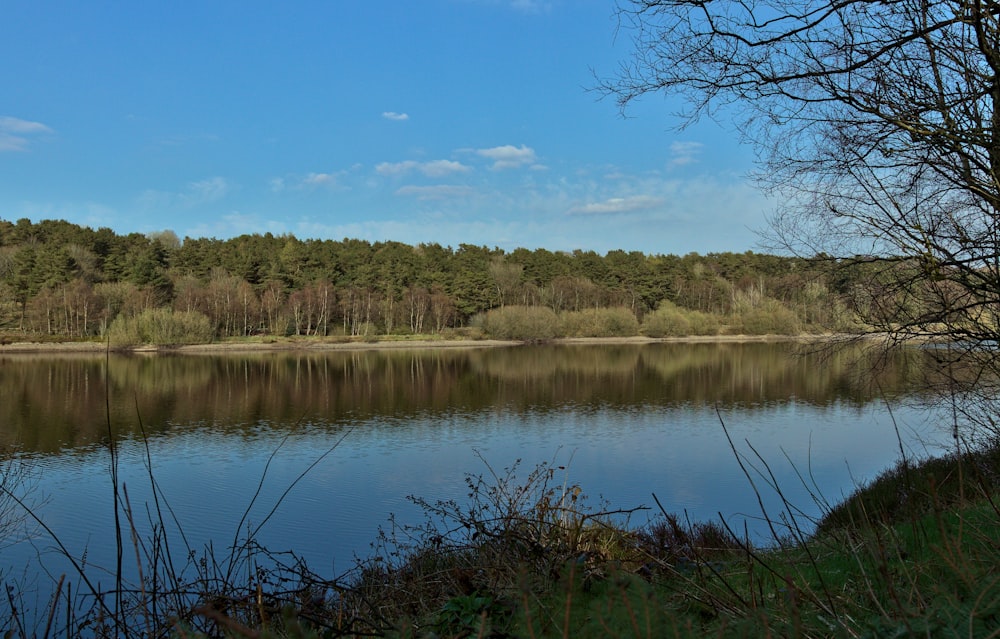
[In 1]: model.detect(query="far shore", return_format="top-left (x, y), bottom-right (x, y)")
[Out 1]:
top-left (0, 333), bottom-right (862, 355)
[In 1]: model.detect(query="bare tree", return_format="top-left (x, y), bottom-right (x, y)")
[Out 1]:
top-left (146, 229), bottom-right (182, 251)
top-left (489, 257), bottom-right (524, 308)
top-left (605, 0), bottom-right (1000, 433)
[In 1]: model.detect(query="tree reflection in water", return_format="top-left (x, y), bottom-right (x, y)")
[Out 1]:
top-left (0, 342), bottom-right (945, 588)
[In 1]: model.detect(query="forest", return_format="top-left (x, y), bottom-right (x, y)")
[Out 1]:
top-left (0, 217), bottom-right (866, 342)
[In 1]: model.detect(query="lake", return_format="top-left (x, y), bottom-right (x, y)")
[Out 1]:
top-left (0, 341), bottom-right (948, 614)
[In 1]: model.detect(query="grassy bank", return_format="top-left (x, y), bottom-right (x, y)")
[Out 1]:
top-left (323, 445), bottom-right (1000, 638)
top-left (4, 436), bottom-right (998, 638)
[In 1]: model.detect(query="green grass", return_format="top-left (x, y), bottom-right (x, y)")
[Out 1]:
top-left (334, 446), bottom-right (1000, 639)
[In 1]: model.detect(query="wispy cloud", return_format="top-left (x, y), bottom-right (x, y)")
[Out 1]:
top-left (187, 177), bottom-right (230, 202)
top-left (669, 141), bottom-right (704, 167)
top-left (509, 0), bottom-right (552, 12)
top-left (566, 195), bottom-right (664, 216)
top-left (302, 172), bottom-right (338, 186)
top-left (138, 176), bottom-right (232, 210)
top-left (0, 116), bottom-right (54, 152)
top-left (382, 111), bottom-right (410, 121)
top-left (475, 144), bottom-right (537, 170)
top-left (270, 171), bottom-right (346, 191)
top-left (187, 212), bottom-right (289, 240)
top-left (461, 0), bottom-right (553, 13)
top-left (395, 185), bottom-right (474, 200)
top-left (376, 159), bottom-right (471, 178)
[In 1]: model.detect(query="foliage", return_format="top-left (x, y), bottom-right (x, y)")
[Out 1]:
top-left (108, 307), bottom-right (214, 346)
top-left (558, 306), bottom-right (640, 337)
top-left (481, 305), bottom-right (559, 341)
top-left (343, 455), bottom-right (652, 636)
top-left (642, 301), bottom-right (721, 337)
top-left (642, 301), bottom-right (692, 337)
top-left (732, 298), bottom-right (801, 336)
top-left (0, 218), bottom-right (869, 343)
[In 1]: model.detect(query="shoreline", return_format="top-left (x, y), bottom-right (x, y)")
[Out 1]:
top-left (0, 333), bottom-right (855, 355)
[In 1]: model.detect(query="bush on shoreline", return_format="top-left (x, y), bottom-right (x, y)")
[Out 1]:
top-left (641, 301), bottom-right (721, 337)
top-left (558, 307), bottom-right (640, 337)
top-left (732, 298), bottom-right (801, 335)
top-left (480, 305), bottom-right (560, 341)
top-left (108, 308), bottom-right (214, 346)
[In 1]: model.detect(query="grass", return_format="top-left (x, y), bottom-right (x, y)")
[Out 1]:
top-left (335, 441), bottom-right (1000, 639)
top-left (171, 443), bottom-right (998, 638)
top-left (4, 425), bottom-right (1000, 637)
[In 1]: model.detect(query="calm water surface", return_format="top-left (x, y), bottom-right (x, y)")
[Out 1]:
top-left (0, 342), bottom-right (946, 594)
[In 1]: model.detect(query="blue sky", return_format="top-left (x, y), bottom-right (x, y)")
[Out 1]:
top-left (1, 0), bottom-right (770, 256)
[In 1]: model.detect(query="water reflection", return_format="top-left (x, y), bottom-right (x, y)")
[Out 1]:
top-left (0, 342), bottom-right (931, 453)
top-left (0, 341), bottom-right (947, 603)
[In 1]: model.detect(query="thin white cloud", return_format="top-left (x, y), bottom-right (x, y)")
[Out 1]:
top-left (0, 116), bottom-right (52, 134)
top-left (462, 0), bottom-right (553, 12)
top-left (509, 0), bottom-right (551, 12)
top-left (302, 172), bottom-right (337, 186)
top-left (476, 144), bottom-right (537, 170)
top-left (270, 171), bottom-right (346, 190)
top-left (137, 176), bottom-right (231, 210)
top-left (382, 111), bottom-right (410, 121)
top-left (376, 159), bottom-right (471, 177)
top-left (422, 160), bottom-right (471, 177)
top-left (395, 185), bottom-right (474, 200)
top-left (187, 211), bottom-right (289, 240)
top-left (174, 169), bottom-right (769, 255)
top-left (669, 141), bottom-right (704, 167)
top-left (376, 161), bottom-right (418, 176)
top-left (0, 116), bottom-right (54, 152)
top-left (566, 195), bottom-right (664, 216)
top-left (187, 177), bottom-right (230, 202)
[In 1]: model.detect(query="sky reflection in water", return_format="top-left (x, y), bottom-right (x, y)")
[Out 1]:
top-left (0, 343), bottom-right (947, 586)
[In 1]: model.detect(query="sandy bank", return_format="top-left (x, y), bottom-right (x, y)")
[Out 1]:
top-left (0, 333), bottom-right (850, 355)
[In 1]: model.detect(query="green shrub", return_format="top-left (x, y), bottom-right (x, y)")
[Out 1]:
top-left (687, 309), bottom-right (721, 335)
top-left (642, 301), bottom-right (720, 337)
top-left (481, 305), bottom-right (559, 341)
top-left (734, 298), bottom-right (801, 335)
top-left (109, 308), bottom-right (214, 346)
top-left (558, 307), bottom-right (639, 337)
top-left (642, 302), bottom-right (692, 337)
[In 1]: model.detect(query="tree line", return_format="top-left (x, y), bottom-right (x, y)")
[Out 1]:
top-left (0, 216), bottom-right (868, 340)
